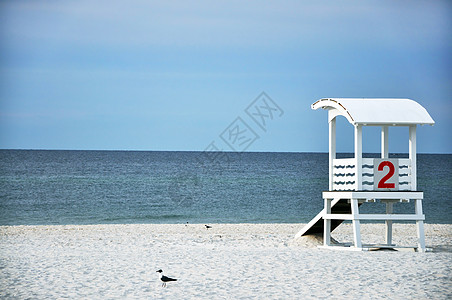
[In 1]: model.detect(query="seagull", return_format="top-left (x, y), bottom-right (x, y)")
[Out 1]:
top-left (205, 225), bottom-right (212, 229)
top-left (156, 269), bottom-right (177, 287)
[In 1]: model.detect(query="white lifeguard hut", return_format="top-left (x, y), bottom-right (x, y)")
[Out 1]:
top-left (295, 98), bottom-right (435, 251)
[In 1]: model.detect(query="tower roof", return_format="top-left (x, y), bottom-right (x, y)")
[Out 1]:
top-left (312, 98), bottom-right (435, 126)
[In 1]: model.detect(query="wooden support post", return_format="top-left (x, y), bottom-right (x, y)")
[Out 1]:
top-left (381, 126), bottom-right (388, 159)
top-left (354, 125), bottom-right (363, 190)
top-left (329, 118), bottom-right (336, 191)
top-left (385, 202), bottom-right (393, 245)
top-left (409, 125), bottom-right (417, 191)
top-left (351, 198), bottom-right (362, 248)
top-left (323, 198), bottom-right (332, 246)
top-left (415, 199), bottom-right (426, 252)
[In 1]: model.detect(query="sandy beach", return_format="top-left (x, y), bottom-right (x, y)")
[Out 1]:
top-left (1, 223), bottom-right (451, 299)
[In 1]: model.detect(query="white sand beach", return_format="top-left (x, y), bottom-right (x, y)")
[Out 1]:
top-left (1, 223), bottom-right (451, 299)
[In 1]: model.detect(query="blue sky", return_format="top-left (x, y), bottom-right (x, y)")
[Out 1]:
top-left (1, 1), bottom-right (451, 153)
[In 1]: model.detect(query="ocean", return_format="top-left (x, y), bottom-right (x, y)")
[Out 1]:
top-left (0, 150), bottom-right (451, 225)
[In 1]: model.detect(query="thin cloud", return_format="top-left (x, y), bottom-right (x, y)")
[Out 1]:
top-left (1, 1), bottom-right (449, 49)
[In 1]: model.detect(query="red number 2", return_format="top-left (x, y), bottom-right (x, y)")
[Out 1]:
top-left (378, 161), bottom-right (395, 189)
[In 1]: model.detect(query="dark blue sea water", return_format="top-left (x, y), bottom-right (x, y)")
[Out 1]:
top-left (0, 150), bottom-right (451, 225)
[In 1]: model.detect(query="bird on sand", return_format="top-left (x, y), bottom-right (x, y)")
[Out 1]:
top-left (156, 269), bottom-right (177, 287)
top-left (205, 225), bottom-right (212, 229)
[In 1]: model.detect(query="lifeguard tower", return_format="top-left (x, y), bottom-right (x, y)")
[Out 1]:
top-left (295, 98), bottom-right (435, 252)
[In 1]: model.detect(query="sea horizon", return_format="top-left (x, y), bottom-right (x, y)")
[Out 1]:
top-left (1, 150), bottom-right (451, 226)
top-left (2, 148), bottom-right (451, 155)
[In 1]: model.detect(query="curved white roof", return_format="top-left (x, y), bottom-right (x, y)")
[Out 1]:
top-left (312, 98), bottom-right (435, 126)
